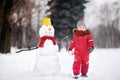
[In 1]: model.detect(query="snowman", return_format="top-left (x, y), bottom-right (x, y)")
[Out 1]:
top-left (34, 18), bottom-right (60, 75)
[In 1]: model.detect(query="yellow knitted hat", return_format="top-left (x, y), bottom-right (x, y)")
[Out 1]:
top-left (42, 18), bottom-right (51, 25)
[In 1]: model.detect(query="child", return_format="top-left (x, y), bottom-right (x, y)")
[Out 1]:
top-left (69, 18), bottom-right (94, 79)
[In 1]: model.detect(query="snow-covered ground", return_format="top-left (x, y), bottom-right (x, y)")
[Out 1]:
top-left (0, 48), bottom-right (120, 80)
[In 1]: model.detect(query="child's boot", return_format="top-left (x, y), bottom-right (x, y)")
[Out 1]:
top-left (81, 73), bottom-right (88, 77)
top-left (73, 74), bottom-right (79, 79)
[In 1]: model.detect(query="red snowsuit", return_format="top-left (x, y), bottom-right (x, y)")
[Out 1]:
top-left (69, 29), bottom-right (94, 75)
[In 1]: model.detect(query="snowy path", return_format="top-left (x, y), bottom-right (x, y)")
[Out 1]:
top-left (0, 48), bottom-right (120, 80)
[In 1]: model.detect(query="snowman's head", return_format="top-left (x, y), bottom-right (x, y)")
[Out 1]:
top-left (39, 18), bottom-right (55, 37)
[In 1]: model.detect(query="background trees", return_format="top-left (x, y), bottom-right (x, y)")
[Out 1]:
top-left (0, 0), bottom-right (35, 53)
top-left (48, 0), bottom-right (88, 49)
top-left (85, 0), bottom-right (120, 48)
top-left (10, 0), bottom-right (36, 49)
top-left (0, 0), bottom-right (87, 53)
top-left (1, 0), bottom-right (120, 53)
top-left (0, 0), bottom-right (14, 53)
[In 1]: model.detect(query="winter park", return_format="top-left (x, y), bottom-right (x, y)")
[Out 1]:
top-left (0, 0), bottom-right (120, 80)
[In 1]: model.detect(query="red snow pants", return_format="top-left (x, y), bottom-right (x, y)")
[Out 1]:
top-left (73, 55), bottom-right (89, 75)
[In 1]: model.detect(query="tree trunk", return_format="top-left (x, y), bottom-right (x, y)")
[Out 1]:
top-left (0, 0), bottom-right (13, 53)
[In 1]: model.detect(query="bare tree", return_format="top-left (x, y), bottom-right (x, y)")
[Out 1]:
top-left (11, 0), bottom-right (37, 49)
top-left (91, 1), bottom-right (120, 48)
top-left (0, 0), bottom-right (14, 53)
top-left (0, 0), bottom-right (35, 53)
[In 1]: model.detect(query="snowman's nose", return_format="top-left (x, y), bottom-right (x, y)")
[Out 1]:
top-left (48, 28), bottom-right (51, 30)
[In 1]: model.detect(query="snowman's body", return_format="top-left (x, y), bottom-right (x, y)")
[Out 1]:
top-left (34, 19), bottom-right (60, 75)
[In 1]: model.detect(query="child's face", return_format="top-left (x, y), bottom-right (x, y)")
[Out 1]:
top-left (77, 26), bottom-right (86, 31)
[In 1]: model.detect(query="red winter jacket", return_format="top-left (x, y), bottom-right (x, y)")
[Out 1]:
top-left (69, 29), bottom-right (94, 57)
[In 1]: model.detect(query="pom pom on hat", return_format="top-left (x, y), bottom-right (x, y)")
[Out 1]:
top-left (77, 18), bottom-right (86, 28)
top-left (42, 18), bottom-right (51, 25)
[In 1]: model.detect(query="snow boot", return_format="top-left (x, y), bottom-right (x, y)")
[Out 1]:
top-left (81, 73), bottom-right (88, 77)
top-left (73, 74), bottom-right (79, 79)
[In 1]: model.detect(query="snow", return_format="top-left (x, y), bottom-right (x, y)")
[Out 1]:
top-left (0, 48), bottom-right (120, 80)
